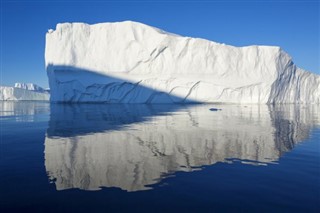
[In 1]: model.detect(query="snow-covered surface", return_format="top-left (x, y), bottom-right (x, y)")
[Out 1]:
top-left (14, 82), bottom-right (47, 93)
top-left (45, 21), bottom-right (320, 103)
top-left (44, 104), bottom-right (319, 191)
top-left (0, 85), bottom-right (49, 101)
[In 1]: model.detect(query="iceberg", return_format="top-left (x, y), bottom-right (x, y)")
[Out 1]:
top-left (0, 83), bottom-right (49, 101)
top-left (45, 21), bottom-right (319, 103)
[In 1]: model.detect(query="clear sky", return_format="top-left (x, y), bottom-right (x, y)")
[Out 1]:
top-left (1, 0), bottom-right (319, 88)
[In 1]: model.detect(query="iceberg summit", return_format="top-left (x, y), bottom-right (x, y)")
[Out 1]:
top-left (45, 21), bottom-right (319, 103)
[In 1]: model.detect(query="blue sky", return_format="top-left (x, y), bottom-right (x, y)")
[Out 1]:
top-left (1, 0), bottom-right (319, 88)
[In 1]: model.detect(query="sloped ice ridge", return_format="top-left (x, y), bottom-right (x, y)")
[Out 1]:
top-left (45, 21), bottom-right (319, 103)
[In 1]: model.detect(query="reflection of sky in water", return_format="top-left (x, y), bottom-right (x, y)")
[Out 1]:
top-left (40, 103), bottom-right (320, 192)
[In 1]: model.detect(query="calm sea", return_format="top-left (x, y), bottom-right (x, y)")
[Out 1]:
top-left (0, 101), bottom-right (319, 212)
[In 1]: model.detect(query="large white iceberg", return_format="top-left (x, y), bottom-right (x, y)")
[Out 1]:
top-left (45, 21), bottom-right (319, 103)
top-left (0, 83), bottom-right (49, 101)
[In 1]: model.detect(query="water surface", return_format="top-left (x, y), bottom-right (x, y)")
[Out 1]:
top-left (1, 102), bottom-right (319, 212)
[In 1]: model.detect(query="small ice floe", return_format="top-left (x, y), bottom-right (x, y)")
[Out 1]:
top-left (209, 108), bottom-right (222, 111)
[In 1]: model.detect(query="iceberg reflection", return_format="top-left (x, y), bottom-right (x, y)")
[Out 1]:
top-left (44, 104), bottom-right (319, 191)
top-left (0, 101), bottom-right (49, 122)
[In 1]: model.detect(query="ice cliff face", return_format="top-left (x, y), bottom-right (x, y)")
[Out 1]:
top-left (0, 85), bottom-right (49, 101)
top-left (45, 21), bottom-right (319, 103)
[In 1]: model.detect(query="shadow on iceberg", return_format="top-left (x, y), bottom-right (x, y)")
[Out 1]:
top-left (47, 65), bottom-right (201, 103)
top-left (44, 104), bottom-right (319, 191)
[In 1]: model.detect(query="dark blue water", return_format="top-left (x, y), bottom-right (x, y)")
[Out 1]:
top-left (0, 102), bottom-right (319, 212)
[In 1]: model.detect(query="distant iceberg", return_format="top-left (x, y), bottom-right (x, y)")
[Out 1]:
top-left (0, 83), bottom-right (49, 101)
top-left (45, 21), bottom-right (319, 103)
top-left (14, 82), bottom-right (48, 93)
